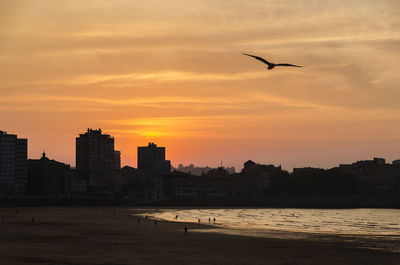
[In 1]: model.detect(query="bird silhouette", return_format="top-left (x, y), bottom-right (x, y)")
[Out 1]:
top-left (243, 53), bottom-right (301, 70)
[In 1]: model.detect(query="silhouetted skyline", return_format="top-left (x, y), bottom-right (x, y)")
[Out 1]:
top-left (3, 128), bottom-right (399, 198)
top-left (1, 2), bottom-right (400, 265)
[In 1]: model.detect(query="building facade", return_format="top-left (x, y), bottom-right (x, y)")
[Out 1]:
top-left (339, 157), bottom-right (399, 194)
top-left (76, 128), bottom-right (120, 195)
top-left (28, 152), bottom-right (75, 196)
top-left (137, 142), bottom-right (171, 176)
top-left (114, 150), bottom-right (121, 170)
top-left (0, 131), bottom-right (27, 195)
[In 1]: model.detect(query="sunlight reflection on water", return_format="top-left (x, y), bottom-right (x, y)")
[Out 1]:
top-left (139, 208), bottom-right (400, 252)
top-left (148, 208), bottom-right (400, 236)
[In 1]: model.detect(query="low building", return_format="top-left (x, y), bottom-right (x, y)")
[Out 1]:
top-left (119, 166), bottom-right (151, 199)
top-left (241, 160), bottom-right (283, 195)
top-left (27, 152), bottom-right (75, 196)
top-left (339, 157), bottom-right (398, 194)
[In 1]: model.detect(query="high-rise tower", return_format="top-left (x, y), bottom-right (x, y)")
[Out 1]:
top-left (76, 128), bottom-right (120, 194)
top-left (0, 131), bottom-right (27, 195)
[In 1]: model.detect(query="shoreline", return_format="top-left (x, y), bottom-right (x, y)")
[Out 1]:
top-left (135, 208), bottom-right (400, 253)
top-left (0, 207), bottom-right (399, 264)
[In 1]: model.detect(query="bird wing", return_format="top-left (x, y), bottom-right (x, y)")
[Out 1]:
top-left (275, 63), bottom-right (301, 67)
top-left (242, 53), bottom-right (272, 66)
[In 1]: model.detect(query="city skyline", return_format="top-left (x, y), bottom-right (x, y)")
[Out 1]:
top-left (1, 1), bottom-right (400, 172)
top-left (2, 128), bottom-right (400, 173)
top-left (1, 2), bottom-right (400, 264)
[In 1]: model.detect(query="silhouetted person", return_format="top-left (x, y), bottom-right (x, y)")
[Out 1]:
top-left (145, 215), bottom-right (148, 220)
top-left (184, 226), bottom-right (187, 236)
top-left (208, 217), bottom-right (211, 223)
top-left (175, 215), bottom-right (178, 221)
top-left (213, 217), bottom-right (216, 223)
top-left (198, 218), bottom-right (200, 223)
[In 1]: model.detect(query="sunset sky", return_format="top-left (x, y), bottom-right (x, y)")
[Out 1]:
top-left (1, 0), bottom-right (400, 171)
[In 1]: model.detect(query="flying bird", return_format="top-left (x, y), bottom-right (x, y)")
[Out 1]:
top-left (243, 53), bottom-right (301, 70)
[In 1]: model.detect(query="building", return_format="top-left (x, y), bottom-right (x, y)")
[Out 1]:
top-left (0, 131), bottom-right (27, 195)
top-left (339, 157), bottom-right (398, 194)
top-left (27, 152), bottom-right (75, 196)
top-left (293, 167), bottom-right (324, 174)
top-left (76, 128), bottom-right (119, 195)
top-left (114, 150), bottom-right (121, 170)
top-left (163, 168), bottom-right (256, 200)
top-left (241, 160), bottom-right (283, 195)
top-left (137, 142), bottom-right (171, 176)
top-left (392, 160), bottom-right (400, 166)
top-left (119, 166), bottom-right (151, 199)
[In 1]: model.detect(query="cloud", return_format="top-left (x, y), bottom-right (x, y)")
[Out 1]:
top-left (1, 0), bottom-right (400, 169)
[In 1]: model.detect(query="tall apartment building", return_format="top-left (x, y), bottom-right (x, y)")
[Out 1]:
top-left (0, 131), bottom-right (27, 195)
top-left (137, 142), bottom-right (171, 176)
top-left (76, 129), bottom-right (120, 194)
top-left (114, 150), bottom-right (121, 170)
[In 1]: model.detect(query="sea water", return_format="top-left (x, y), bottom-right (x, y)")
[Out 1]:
top-left (142, 208), bottom-right (400, 252)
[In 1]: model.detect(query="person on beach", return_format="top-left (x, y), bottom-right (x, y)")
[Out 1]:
top-left (208, 217), bottom-right (211, 223)
top-left (184, 226), bottom-right (187, 236)
top-left (213, 217), bottom-right (216, 223)
top-left (176, 215), bottom-right (178, 221)
top-left (198, 218), bottom-right (200, 223)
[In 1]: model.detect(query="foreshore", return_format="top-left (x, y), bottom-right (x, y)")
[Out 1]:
top-left (0, 207), bottom-right (399, 265)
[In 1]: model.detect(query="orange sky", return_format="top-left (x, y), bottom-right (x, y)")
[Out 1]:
top-left (1, 0), bottom-right (400, 171)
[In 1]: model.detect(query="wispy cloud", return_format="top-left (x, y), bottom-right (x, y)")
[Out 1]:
top-left (1, 0), bottom-right (400, 169)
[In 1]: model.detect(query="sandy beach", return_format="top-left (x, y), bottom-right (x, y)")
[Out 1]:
top-left (0, 207), bottom-right (399, 265)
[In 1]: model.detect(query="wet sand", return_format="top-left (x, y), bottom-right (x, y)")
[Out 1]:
top-left (0, 207), bottom-right (398, 265)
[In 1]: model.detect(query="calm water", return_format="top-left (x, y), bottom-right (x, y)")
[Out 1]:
top-left (143, 208), bottom-right (400, 252)
top-left (150, 208), bottom-right (400, 235)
